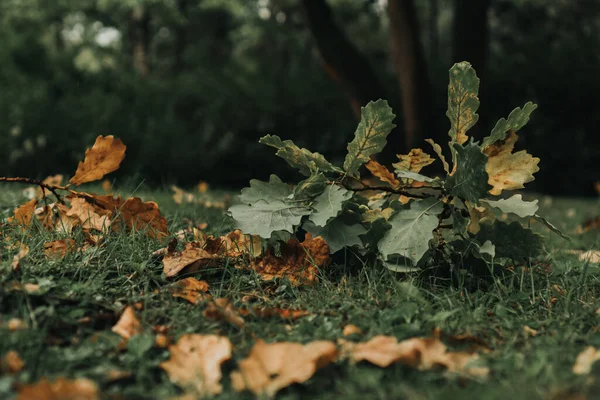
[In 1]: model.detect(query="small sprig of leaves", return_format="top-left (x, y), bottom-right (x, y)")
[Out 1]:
top-left (229, 62), bottom-right (567, 273)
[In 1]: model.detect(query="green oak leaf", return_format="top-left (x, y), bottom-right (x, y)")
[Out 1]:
top-left (474, 220), bottom-right (544, 260)
top-left (303, 218), bottom-right (366, 254)
top-left (260, 134), bottom-right (342, 176)
top-left (229, 200), bottom-right (311, 238)
top-left (482, 102), bottom-right (538, 149)
top-left (239, 174), bottom-right (291, 204)
top-left (533, 214), bottom-right (571, 241)
top-left (482, 194), bottom-right (539, 218)
top-left (446, 142), bottom-right (491, 204)
top-left (309, 185), bottom-right (353, 227)
top-left (294, 173), bottom-right (328, 200)
top-left (446, 62), bottom-right (480, 159)
top-left (343, 99), bottom-right (396, 177)
top-left (378, 198), bottom-right (443, 266)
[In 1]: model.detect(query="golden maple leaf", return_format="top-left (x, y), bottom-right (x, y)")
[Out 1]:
top-left (484, 130), bottom-right (540, 195)
top-left (70, 135), bottom-right (126, 186)
top-left (160, 334), bottom-right (232, 397)
top-left (231, 340), bottom-right (337, 397)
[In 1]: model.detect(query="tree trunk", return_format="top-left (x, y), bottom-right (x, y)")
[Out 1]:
top-left (387, 0), bottom-right (433, 151)
top-left (130, 5), bottom-right (151, 76)
top-left (301, 0), bottom-right (387, 118)
top-left (452, 0), bottom-right (490, 79)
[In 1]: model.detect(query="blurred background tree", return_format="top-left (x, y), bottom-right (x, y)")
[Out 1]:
top-left (0, 0), bottom-right (598, 195)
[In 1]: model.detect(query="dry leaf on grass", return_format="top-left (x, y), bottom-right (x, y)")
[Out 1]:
top-left (111, 306), bottom-right (143, 340)
top-left (573, 346), bottom-right (600, 375)
top-left (17, 378), bottom-right (99, 400)
top-left (1, 350), bottom-right (24, 374)
top-left (204, 298), bottom-right (245, 328)
top-left (163, 230), bottom-right (262, 277)
top-left (342, 324), bottom-right (363, 337)
top-left (66, 198), bottom-right (111, 231)
top-left (231, 340), bottom-right (337, 397)
top-left (11, 243), bottom-right (30, 270)
top-left (10, 199), bottom-right (37, 227)
top-left (484, 130), bottom-right (539, 195)
top-left (160, 334), bottom-right (232, 398)
top-left (44, 239), bottom-right (76, 259)
top-left (170, 278), bottom-right (211, 304)
top-left (579, 250), bottom-right (600, 264)
top-left (339, 335), bottom-right (489, 378)
top-left (247, 233), bottom-right (330, 285)
top-left (70, 135), bottom-right (126, 186)
top-left (240, 307), bottom-right (309, 320)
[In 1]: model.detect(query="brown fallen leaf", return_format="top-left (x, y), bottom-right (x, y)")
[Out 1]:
top-left (7, 318), bottom-right (27, 331)
top-left (2, 350), bottom-right (24, 374)
top-left (248, 233), bottom-right (330, 285)
top-left (366, 160), bottom-right (400, 188)
top-left (579, 250), bottom-right (600, 264)
top-left (17, 377), bottom-right (99, 400)
top-left (204, 298), bottom-right (245, 328)
top-left (67, 197), bottom-right (111, 231)
top-left (118, 197), bottom-right (169, 239)
top-left (340, 335), bottom-right (488, 378)
top-left (163, 230), bottom-right (261, 277)
top-left (573, 346), bottom-right (600, 375)
top-left (44, 239), bottom-right (76, 259)
top-left (240, 307), bottom-right (310, 321)
top-left (231, 340), bottom-right (337, 397)
top-left (343, 324), bottom-right (363, 337)
top-left (10, 199), bottom-right (37, 227)
top-left (70, 135), bottom-right (126, 186)
top-left (11, 243), bottom-right (30, 270)
top-left (160, 334), bottom-right (232, 397)
top-left (484, 130), bottom-right (540, 195)
top-left (171, 278), bottom-right (211, 304)
top-left (111, 306), bottom-right (143, 341)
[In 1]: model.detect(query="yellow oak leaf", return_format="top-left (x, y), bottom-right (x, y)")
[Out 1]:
top-left (484, 131), bottom-right (539, 195)
top-left (365, 160), bottom-right (399, 188)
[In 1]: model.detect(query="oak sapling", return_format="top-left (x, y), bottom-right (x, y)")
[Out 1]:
top-left (229, 61), bottom-right (568, 274)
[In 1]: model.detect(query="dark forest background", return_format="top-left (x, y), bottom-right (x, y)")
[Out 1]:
top-left (1, 0), bottom-right (599, 195)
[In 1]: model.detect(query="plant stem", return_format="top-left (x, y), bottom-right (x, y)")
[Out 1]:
top-left (0, 176), bottom-right (69, 203)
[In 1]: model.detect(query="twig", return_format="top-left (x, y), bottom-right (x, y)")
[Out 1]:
top-left (0, 176), bottom-right (69, 204)
top-left (348, 185), bottom-right (435, 199)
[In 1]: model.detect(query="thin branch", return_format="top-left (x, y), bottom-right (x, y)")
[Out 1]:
top-left (0, 176), bottom-right (70, 204)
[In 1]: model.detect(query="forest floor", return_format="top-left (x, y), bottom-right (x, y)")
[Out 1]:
top-left (1, 185), bottom-right (599, 400)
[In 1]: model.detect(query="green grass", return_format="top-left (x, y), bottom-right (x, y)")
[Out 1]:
top-left (1, 185), bottom-right (599, 399)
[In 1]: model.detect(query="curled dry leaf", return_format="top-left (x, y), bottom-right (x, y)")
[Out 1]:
top-left (573, 346), bottom-right (600, 375)
top-left (170, 278), bottom-right (210, 304)
top-left (231, 340), bottom-right (337, 397)
top-left (70, 135), bottom-right (126, 186)
top-left (248, 233), bottom-right (330, 285)
top-left (484, 130), bottom-right (540, 195)
top-left (163, 242), bottom-right (216, 278)
top-left (44, 239), bottom-right (76, 259)
top-left (17, 378), bottom-right (99, 400)
top-left (203, 298), bottom-right (245, 328)
top-left (339, 335), bottom-right (489, 378)
top-left (111, 306), bottom-right (143, 341)
top-left (2, 350), bottom-right (24, 374)
top-left (366, 160), bottom-right (399, 188)
top-left (160, 334), bottom-right (232, 398)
